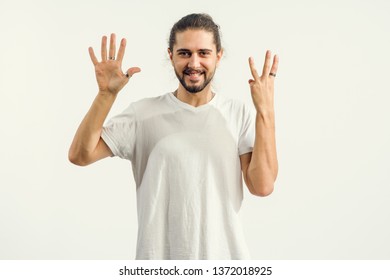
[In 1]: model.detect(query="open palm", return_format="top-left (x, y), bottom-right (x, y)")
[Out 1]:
top-left (88, 33), bottom-right (141, 95)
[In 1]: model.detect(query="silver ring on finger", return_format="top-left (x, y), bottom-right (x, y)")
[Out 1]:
top-left (125, 72), bottom-right (129, 78)
top-left (109, 56), bottom-right (115, 60)
top-left (269, 72), bottom-right (276, 77)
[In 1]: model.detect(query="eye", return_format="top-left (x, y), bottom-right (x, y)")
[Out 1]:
top-left (199, 51), bottom-right (211, 56)
top-left (178, 51), bottom-right (191, 57)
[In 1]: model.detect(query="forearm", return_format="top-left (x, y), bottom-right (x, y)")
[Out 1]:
top-left (247, 111), bottom-right (278, 196)
top-left (68, 92), bottom-right (117, 164)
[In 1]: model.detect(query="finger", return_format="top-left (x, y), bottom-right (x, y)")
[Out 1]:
top-left (262, 50), bottom-right (272, 77)
top-left (88, 47), bottom-right (98, 65)
top-left (125, 67), bottom-right (141, 78)
top-left (248, 57), bottom-right (260, 81)
top-left (101, 35), bottom-right (107, 61)
top-left (116, 38), bottom-right (126, 62)
top-left (269, 54), bottom-right (279, 78)
top-left (109, 33), bottom-right (116, 59)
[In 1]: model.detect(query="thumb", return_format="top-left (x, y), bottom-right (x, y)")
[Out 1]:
top-left (126, 67), bottom-right (141, 78)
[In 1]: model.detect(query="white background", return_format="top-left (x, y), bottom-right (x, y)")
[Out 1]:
top-left (1, 0), bottom-right (389, 259)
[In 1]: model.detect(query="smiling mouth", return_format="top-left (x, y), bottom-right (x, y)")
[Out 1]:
top-left (184, 69), bottom-right (205, 78)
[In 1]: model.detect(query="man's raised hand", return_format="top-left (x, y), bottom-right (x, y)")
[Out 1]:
top-left (248, 50), bottom-right (279, 114)
top-left (88, 33), bottom-right (141, 95)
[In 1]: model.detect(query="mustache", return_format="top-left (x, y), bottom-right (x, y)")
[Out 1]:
top-left (183, 68), bottom-right (205, 75)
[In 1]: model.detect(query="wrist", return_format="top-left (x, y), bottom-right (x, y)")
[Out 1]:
top-left (256, 110), bottom-right (275, 127)
top-left (98, 89), bottom-right (119, 97)
top-left (96, 91), bottom-right (118, 105)
top-left (256, 106), bottom-right (274, 118)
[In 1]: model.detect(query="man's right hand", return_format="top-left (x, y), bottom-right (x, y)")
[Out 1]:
top-left (89, 33), bottom-right (141, 95)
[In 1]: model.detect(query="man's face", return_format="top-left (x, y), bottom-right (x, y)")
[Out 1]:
top-left (169, 29), bottom-right (222, 94)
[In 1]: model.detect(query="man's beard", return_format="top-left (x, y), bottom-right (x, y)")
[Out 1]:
top-left (175, 67), bottom-right (215, 94)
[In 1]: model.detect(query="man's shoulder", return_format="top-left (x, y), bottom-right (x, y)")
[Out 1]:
top-left (128, 93), bottom-right (173, 119)
top-left (214, 94), bottom-right (253, 115)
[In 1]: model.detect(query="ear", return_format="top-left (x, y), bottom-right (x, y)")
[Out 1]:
top-left (168, 48), bottom-right (173, 65)
top-left (216, 48), bottom-right (224, 67)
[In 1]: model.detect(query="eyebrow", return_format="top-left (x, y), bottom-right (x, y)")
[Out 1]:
top-left (176, 48), bottom-right (213, 53)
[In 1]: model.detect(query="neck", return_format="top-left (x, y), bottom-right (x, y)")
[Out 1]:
top-left (175, 85), bottom-right (214, 107)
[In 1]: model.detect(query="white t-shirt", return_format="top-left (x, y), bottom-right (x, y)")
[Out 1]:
top-left (101, 92), bottom-right (255, 259)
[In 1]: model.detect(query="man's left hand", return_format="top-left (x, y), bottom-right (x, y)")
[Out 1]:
top-left (248, 50), bottom-right (279, 114)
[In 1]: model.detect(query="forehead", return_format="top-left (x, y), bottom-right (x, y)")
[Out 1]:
top-left (173, 29), bottom-right (216, 51)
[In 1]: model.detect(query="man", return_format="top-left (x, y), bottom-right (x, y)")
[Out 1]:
top-left (69, 13), bottom-right (278, 259)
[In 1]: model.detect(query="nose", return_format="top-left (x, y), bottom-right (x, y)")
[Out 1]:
top-left (188, 53), bottom-right (200, 68)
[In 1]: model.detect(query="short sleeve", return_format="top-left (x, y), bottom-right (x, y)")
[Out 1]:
top-left (238, 104), bottom-right (255, 155)
top-left (101, 104), bottom-right (137, 161)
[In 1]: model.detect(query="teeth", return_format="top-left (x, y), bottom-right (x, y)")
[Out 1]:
top-left (184, 69), bottom-right (203, 75)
